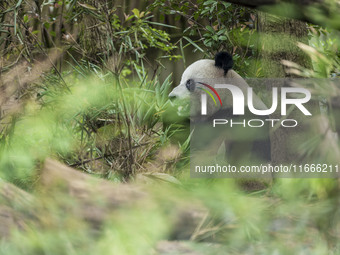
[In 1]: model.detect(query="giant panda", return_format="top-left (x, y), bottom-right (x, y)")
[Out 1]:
top-left (168, 52), bottom-right (271, 166)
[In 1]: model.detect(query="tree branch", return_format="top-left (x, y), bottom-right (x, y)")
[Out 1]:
top-left (225, 0), bottom-right (322, 7)
top-left (224, 0), bottom-right (339, 30)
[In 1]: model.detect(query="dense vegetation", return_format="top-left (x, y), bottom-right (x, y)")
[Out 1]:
top-left (0, 0), bottom-right (339, 254)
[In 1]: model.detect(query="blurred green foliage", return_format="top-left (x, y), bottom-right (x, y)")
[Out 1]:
top-left (0, 68), bottom-right (182, 185)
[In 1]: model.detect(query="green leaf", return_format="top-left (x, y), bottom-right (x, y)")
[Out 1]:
top-left (206, 25), bottom-right (215, 33)
top-left (203, 0), bottom-right (216, 6)
top-left (44, 22), bottom-right (50, 29)
top-left (183, 36), bottom-right (204, 52)
top-left (145, 21), bottom-right (177, 29)
top-left (222, 2), bottom-right (232, 8)
top-left (78, 2), bottom-right (97, 10)
top-left (15, 0), bottom-right (23, 8)
top-left (132, 8), bottom-right (140, 18)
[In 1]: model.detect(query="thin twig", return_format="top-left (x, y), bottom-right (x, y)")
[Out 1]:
top-left (69, 142), bottom-right (150, 167)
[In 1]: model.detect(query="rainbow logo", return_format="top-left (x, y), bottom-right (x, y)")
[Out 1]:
top-left (196, 82), bottom-right (223, 106)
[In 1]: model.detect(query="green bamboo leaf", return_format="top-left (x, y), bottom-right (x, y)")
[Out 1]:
top-left (145, 21), bottom-right (178, 29)
top-left (132, 8), bottom-right (140, 18)
top-left (183, 36), bottom-right (204, 52)
top-left (78, 2), bottom-right (97, 10)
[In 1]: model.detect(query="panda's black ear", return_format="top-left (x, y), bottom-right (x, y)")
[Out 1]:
top-left (215, 52), bottom-right (233, 75)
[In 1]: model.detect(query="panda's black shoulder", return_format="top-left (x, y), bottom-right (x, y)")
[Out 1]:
top-left (214, 52), bottom-right (233, 75)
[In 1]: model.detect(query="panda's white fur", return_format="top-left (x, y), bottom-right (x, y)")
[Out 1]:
top-left (169, 57), bottom-right (268, 117)
top-left (169, 60), bottom-right (224, 99)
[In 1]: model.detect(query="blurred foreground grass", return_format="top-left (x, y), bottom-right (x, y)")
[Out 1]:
top-left (0, 159), bottom-right (339, 254)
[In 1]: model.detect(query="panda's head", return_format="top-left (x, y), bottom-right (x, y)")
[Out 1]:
top-left (169, 52), bottom-right (233, 100)
top-left (168, 52), bottom-right (267, 118)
